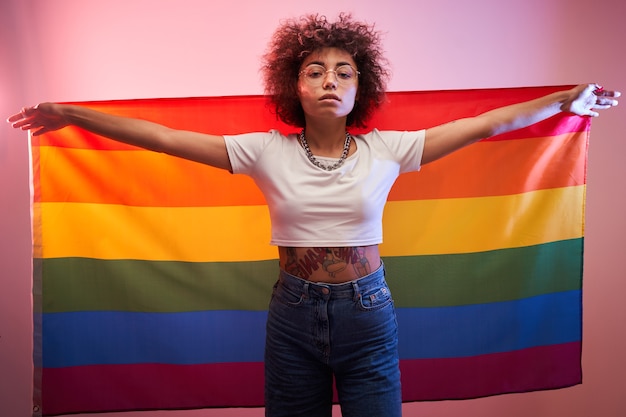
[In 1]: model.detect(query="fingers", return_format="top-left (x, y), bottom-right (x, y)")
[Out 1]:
top-left (7, 105), bottom-right (49, 133)
top-left (592, 84), bottom-right (621, 101)
top-left (6, 106), bottom-right (35, 124)
top-left (8, 117), bottom-right (30, 129)
top-left (590, 84), bottom-right (620, 111)
top-left (594, 86), bottom-right (621, 99)
top-left (8, 103), bottom-right (68, 135)
top-left (6, 111), bottom-right (25, 124)
top-left (595, 98), bottom-right (619, 108)
top-left (594, 94), bottom-right (619, 109)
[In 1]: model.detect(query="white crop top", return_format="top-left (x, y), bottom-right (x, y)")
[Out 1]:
top-left (224, 129), bottom-right (425, 247)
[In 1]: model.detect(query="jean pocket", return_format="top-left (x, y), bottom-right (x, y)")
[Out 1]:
top-left (272, 281), bottom-right (305, 307)
top-left (357, 284), bottom-right (393, 311)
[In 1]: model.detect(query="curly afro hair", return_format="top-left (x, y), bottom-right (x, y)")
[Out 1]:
top-left (261, 13), bottom-right (390, 128)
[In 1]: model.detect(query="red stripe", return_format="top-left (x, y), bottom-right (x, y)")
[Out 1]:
top-left (366, 88), bottom-right (588, 136)
top-left (400, 342), bottom-right (582, 401)
top-left (33, 86), bottom-right (585, 151)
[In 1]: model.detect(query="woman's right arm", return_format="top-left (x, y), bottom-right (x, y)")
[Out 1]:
top-left (8, 103), bottom-right (232, 171)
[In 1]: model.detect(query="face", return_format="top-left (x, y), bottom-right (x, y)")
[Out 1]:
top-left (297, 47), bottom-right (359, 123)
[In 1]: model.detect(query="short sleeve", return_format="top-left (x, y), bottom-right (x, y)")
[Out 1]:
top-left (223, 130), bottom-right (277, 175)
top-left (371, 129), bottom-right (426, 173)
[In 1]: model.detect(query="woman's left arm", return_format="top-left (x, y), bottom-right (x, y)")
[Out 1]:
top-left (422, 84), bottom-right (620, 165)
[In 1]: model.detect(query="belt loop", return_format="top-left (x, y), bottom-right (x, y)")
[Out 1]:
top-left (351, 281), bottom-right (360, 301)
top-left (302, 282), bottom-right (309, 298)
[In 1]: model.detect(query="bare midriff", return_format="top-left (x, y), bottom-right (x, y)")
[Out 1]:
top-left (278, 245), bottom-right (381, 283)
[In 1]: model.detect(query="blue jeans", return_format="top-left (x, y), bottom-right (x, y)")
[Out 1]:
top-left (264, 263), bottom-right (401, 417)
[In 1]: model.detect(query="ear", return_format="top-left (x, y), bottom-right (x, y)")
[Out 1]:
top-left (295, 80), bottom-right (304, 98)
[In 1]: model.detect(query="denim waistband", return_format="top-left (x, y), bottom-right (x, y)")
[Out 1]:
top-left (278, 262), bottom-right (386, 300)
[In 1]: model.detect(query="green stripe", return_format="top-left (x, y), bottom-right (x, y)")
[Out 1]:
top-left (386, 238), bottom-right (583, 307)
top-left (42, 259), bottom-right (279, 313)
top-left (41, 239), bottom-right (582, 313)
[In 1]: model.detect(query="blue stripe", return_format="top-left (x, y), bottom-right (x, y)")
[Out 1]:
top-left (397, 290), bottom-right (581, 358)
top-left (42, 290), bottom-right (581, 368)
top-left (43, 310), bottom-right (268, 367)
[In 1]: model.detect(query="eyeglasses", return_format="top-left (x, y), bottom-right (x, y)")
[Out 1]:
top-left (299, 64), bottom-right (360, 86)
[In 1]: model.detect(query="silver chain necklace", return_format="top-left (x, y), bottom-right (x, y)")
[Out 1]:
top-left (299, 129), bottom-right (352, 171)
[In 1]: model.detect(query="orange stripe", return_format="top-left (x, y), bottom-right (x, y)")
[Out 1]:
top-left (34, 131), bottom-right (586, 206)
top-left (33, 147), bottom-right (266, 206)
top-left (391, 130), bottom-right (587, 201)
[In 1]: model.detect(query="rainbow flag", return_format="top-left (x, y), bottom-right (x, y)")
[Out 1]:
top-left (31, 86), bottom-right (587, 416)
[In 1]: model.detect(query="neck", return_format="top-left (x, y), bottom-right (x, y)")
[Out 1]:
top-left (302, 119), bottom-right (349, 156)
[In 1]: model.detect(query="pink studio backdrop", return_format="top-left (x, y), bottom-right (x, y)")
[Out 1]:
top-left (1, 0), bottom-right (624, 416)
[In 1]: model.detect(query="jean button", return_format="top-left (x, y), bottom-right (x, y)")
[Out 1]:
top-left (321, 287), bottom-right (330, 295)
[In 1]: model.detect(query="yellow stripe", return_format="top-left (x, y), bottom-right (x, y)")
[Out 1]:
top-left (380, 185), bottom-right (585, 256)
top-left (36, 204), bottom-right (275, 261)
top-left (36, 186), bottom-right (584, 261)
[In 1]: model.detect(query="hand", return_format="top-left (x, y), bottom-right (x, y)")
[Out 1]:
top-left (6, 103), bottom-right (70, 136)
top-left (561, 84), bottom-right (620, 117)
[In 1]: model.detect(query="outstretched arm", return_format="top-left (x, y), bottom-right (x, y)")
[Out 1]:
top-left (422, 84), bottom-right (620, 165)
top-left (7, 103), bottom-right (232, 171)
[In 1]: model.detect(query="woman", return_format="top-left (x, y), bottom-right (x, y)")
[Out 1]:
top-left (8, 13), bottom-right (619, 417)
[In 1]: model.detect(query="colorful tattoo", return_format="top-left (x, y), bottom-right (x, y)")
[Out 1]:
top-left (284, 247), bottom-right (304, 277)
top-left (285, 247), bottom-right (372, 279)
top-left (351, 246), bottom-right (371, 277)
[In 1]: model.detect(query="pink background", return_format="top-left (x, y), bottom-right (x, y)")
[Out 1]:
top-left (1, 0), bottom-right (624, 416)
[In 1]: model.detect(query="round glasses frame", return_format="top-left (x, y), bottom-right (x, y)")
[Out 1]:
top-left (299, 64), bottom-right (360, 86)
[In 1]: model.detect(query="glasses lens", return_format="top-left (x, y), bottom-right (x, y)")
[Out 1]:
top-left (301, 64), bottom-right (357, 85)
top-left (303, 65), bottom-right (326, 81)
top-left (335, 65), bottom-right (355, 81)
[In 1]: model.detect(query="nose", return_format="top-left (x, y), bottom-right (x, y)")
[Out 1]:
top-left (322, 70), bottom-right (338, 89)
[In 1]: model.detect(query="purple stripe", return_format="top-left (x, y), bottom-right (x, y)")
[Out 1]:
top-left (400, 341), bottom-right (582, 400)
top-left (41, 362), bottom-right (265, 415)
top-left (39, 342), bottom-right (580, 415)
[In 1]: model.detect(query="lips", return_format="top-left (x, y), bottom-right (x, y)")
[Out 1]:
top-left (319, 94), bottom-right (340, 101)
